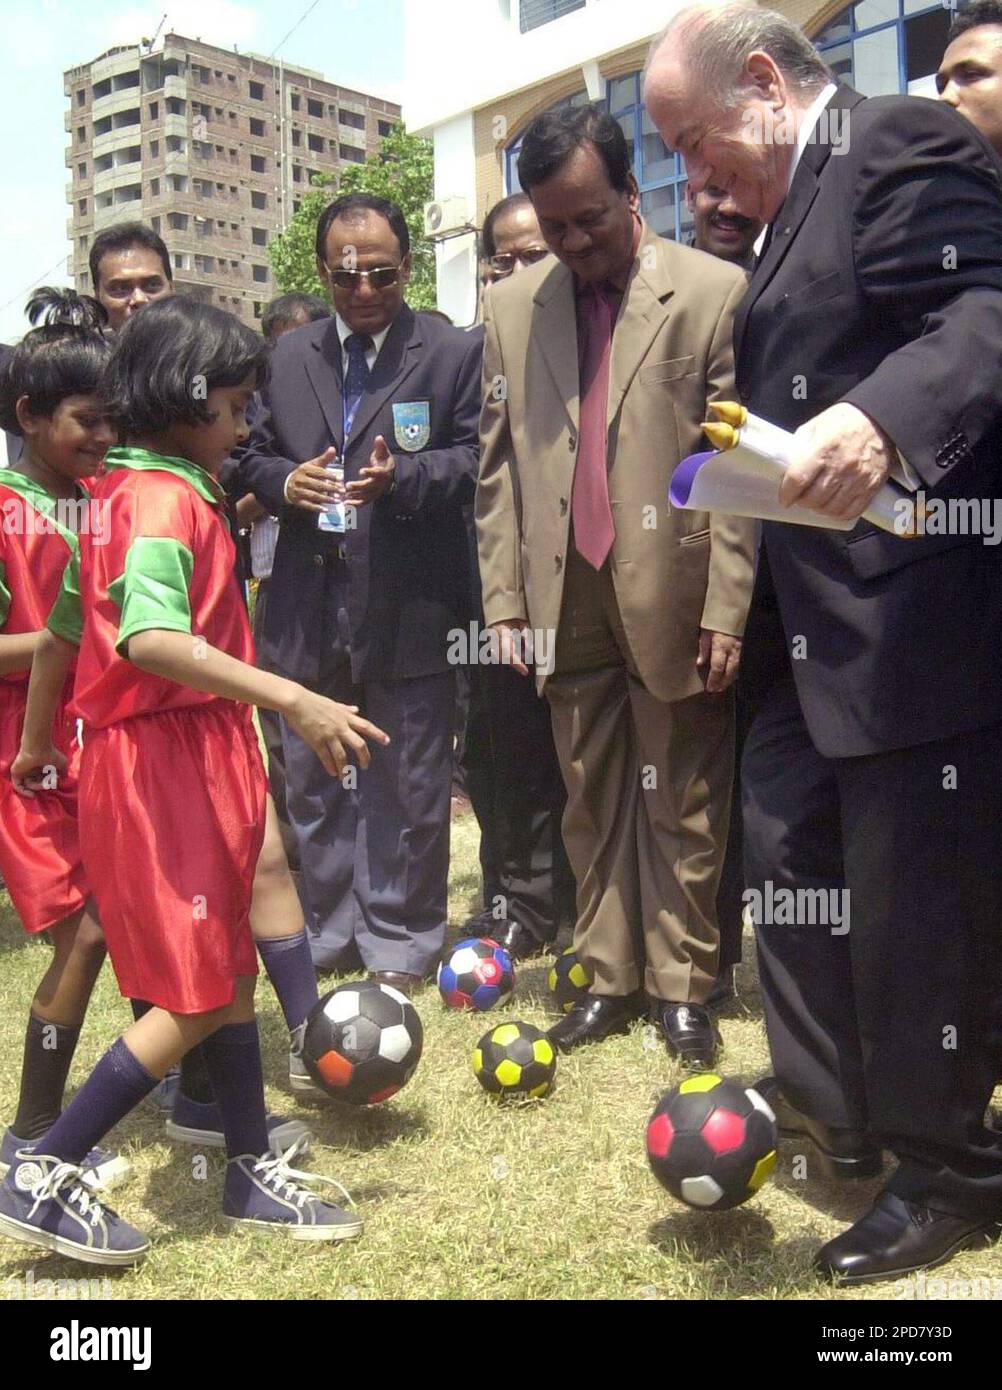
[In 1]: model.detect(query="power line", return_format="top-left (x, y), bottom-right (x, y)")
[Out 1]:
top-left (0, 253), bottom-right (72, 319)
top-left (267, 0), bottom-right (325, 61)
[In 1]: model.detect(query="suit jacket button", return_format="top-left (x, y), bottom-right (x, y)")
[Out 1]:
top-left (559, 497), bottom-right (568, 515)
top-left (568, 433), bottom-right (577, 451)
top-left (313, 554), bottom-right (324, 568)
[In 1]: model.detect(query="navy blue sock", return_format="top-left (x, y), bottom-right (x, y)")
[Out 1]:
top-left (257, 931), bottom-right (319, 1032)
top-left (196, 1021), bottom-right (270, 1159)
top-left (40, 1038), bottom-right (157, 1165)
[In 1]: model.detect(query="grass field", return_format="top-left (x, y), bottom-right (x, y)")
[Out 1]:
top-left (1, 806), bottom-right (999, 1302)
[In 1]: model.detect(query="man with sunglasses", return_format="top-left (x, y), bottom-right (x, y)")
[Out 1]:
top-left (239, 193), bottom-right (483, 987)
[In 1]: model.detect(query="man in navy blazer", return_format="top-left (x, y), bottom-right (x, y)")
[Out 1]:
top-left (647, 4), bottom-right (1002, 1284)
top-left (239, 193), bottom-right (483, 987)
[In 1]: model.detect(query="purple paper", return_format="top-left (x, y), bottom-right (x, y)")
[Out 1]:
top-left (669, 451), bottom-right (718, 508)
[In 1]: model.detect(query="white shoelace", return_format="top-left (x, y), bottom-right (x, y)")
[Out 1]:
top-left (28, 1162), bottom-right (103, 1227)
top-left (252, 1136), bottom-right (354, 1209)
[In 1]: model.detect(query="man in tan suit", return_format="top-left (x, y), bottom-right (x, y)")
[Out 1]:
top-left (476, 104), bottom-right (754, 1063)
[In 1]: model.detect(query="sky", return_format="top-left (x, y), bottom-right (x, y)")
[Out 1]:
top-left (0, 0), bottom-right (405, 342)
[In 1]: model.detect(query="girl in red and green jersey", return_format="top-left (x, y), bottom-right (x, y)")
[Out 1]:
top-left (0, 289), bottom-right (130, 1191)
top-left (3, 298), bottom-right (389, 1266)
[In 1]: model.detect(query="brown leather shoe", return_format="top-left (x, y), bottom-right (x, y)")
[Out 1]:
top-left (369, 971), bottom-right (422, 997)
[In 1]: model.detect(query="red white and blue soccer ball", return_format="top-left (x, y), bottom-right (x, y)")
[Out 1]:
top-left (437, 937), bottom-right (515, 1011)
top-left (301, 980), bottom-right (423, 1106)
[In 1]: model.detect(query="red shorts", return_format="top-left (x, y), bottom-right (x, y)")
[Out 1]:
top-left (0, 680), bottom-right (87, 933)
top-left (78, 702), bottom-right (267, 1014)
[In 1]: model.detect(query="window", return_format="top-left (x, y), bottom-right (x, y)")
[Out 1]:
top-left (340, 110), bottom-right (365, 130)
top-left (292, 164), bottom-right (302, 183)
top-left (166, 97), bottom-right (185, 115)
top-left (150, 139), bottom-right (159, 157)
top-left (254, 301), bottom-right (263, 318)
top-left (378, 119), bottom-right (393, 138)
top-left (151, 216), bottom-right (161, 233)
top-left (339, 143), bottom-right (365, 163)
top-left (149, 101), bottom-right (158, 120)
top-left (291, 93), bottom-right (300, 111)
top-left (250, 117), bottom-right (265, 137)
top-left (151, 177), bottom-right (160, 196)
top-left (292, 128), bottom-right (302, 147)
top-left (251, 190), bottom-right (267, 209)
top-left (250, 154), bottom-right (265, 173)
top-left (307, 97), bottom-right (323, 118)
top-left (77, 125), bottom-right (86, 142)
top-left (252, 226), bottom-right (267, 246)
top-left (77, 162), bottom-right (86, 178)
top-left (249, 80), bottom-right (264, 100)
top-left (78, 197), bottom-right (87, 214)
top-left (168, 212), bottom-right (188, 230)
top-left (252, 264), bottom-right (269, 283)
top-left (813, 0), bottom-right (949, 96)
top-left (308, 132), bottom-right (324, 152)
top-left (76, 89), bottom-right (86, 106)
top-left (79, 271), bottom-right (90, 289)
top-left (166, 135), bottom-right (185, 153)
top-left (519, 0), bottom-right (585, 33)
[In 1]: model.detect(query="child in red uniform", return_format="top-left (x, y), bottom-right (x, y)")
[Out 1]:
top-left (0, 297), bottom-right (388, 1265)
top-left (0, 289), bottom-right (129, 1190)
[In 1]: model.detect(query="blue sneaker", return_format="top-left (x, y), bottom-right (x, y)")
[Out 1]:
top-left (165, 1095), bottom-right (312, 1155)
top-left (0, 1127), bottom-right (131, 1193)
top-left (0, 1154), bottom-right (149, 1267)
top-left (145, 1065), bottom-right (180, 1113)
top-left (223, 1137), bottom-right (362, 1241)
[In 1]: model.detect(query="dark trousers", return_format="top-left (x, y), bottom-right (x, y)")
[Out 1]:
top-left (743, 677), bottom-right (1002, 1218)
top-left (252, 579), bottom-right (298, 869)
top-left (280, 563), bottom-right (456, 976)
top-left (462, 660), bottom-right (575, 943)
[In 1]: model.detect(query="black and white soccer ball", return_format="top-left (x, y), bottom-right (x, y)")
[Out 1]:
top-left (302, 980), bottom-right (423, 1105)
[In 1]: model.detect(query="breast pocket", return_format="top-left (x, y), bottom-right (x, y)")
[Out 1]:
top-left (639, 356), bottom-right (697, 385)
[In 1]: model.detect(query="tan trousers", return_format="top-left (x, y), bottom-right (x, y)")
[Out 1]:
top-left (546, 548), bottom-right (733, 1003)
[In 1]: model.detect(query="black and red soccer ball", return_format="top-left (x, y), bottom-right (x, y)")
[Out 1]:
top-left (437, 937), bottom-right (514, 1010)
top-left (646, 1074), bottom-right (777, 1210)
top-left (301, 980), bottom-right (423, 1105)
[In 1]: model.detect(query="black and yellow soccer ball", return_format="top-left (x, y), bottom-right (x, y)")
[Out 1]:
top-left (547, 948), bottom-right (592, 1014)
top-left (472, 1021), bottom-right (556, 1099)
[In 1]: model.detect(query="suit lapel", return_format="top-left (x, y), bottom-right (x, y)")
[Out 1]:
top-left (734, 85), bottom-right (866, 362)
top-left (306, 319), bottom-right (345, 449)
top-left (607, 219), bottom-right (674, 428)
top-left (348, 305), bottom-right (423, 449)
top-left (532, 263), bottom-right (580, 433)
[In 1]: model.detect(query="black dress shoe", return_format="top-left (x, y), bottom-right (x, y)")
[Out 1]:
top-left (755, 1076), bottom-right (883, 1181)
top-left (815, 1191), bottom-right (1000, 1285)
top-left (492, 919), bottom-right (550, 963)
top-left (656, 1002), bottom-right (718, 1069)
top-left (547, 994), bottom-right (635, 1053)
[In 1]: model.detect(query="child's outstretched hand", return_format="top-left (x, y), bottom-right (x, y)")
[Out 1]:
top-left (11, 744), bottom-right (69, 798)
top-left (285, 690), bottom-right (389, 778)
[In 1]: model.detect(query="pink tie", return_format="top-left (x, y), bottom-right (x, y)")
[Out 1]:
top-left (572, 286), bottom-right (616, 571)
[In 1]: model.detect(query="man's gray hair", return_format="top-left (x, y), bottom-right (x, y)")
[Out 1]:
top-left (647, 3), bottom-right (832, 107)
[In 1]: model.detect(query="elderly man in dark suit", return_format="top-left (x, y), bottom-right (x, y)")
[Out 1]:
top-left (647, 3), bottom-right (1002, 1284)
top-left (239, 193), bottom-right (482, 989)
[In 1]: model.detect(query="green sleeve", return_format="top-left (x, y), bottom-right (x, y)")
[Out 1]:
top-left (110, 536), bottom-right (194, 653)
top-left (0, 560), bottom-right (10, 629)
top-left (46, 550), bottom-right (83, 647)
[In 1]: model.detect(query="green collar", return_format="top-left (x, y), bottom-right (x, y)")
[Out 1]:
top-left (105, 446), bottom-right (225, 506)
top-left (0, 469), bottom-right (81, 548)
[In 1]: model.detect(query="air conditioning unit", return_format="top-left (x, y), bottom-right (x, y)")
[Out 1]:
top-left (423, 195), bottom-right (470, 239)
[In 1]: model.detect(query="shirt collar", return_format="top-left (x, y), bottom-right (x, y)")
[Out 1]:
top-left (104, 446), bottom-right (225, 506)
top-left (753, 81), bottom-right (837, 259)
top-left (335, 314), bottom-right (392, 359)
top-left (0, 468), bottom-right (81, 548)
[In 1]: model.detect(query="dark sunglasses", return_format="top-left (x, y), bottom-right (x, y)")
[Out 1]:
top-left (323, 264), bottom-right (401, 291)
top-left (488, 247), bottom-right (550, 277)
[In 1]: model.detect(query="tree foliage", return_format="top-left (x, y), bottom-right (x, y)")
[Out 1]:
top-left (268, 123), bottom-right (436, 310)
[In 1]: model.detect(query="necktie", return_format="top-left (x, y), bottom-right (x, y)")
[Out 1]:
top-left (572, 286), bottom-right (616, 571)
top-left (343, 332), bottom-right (373, 439)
